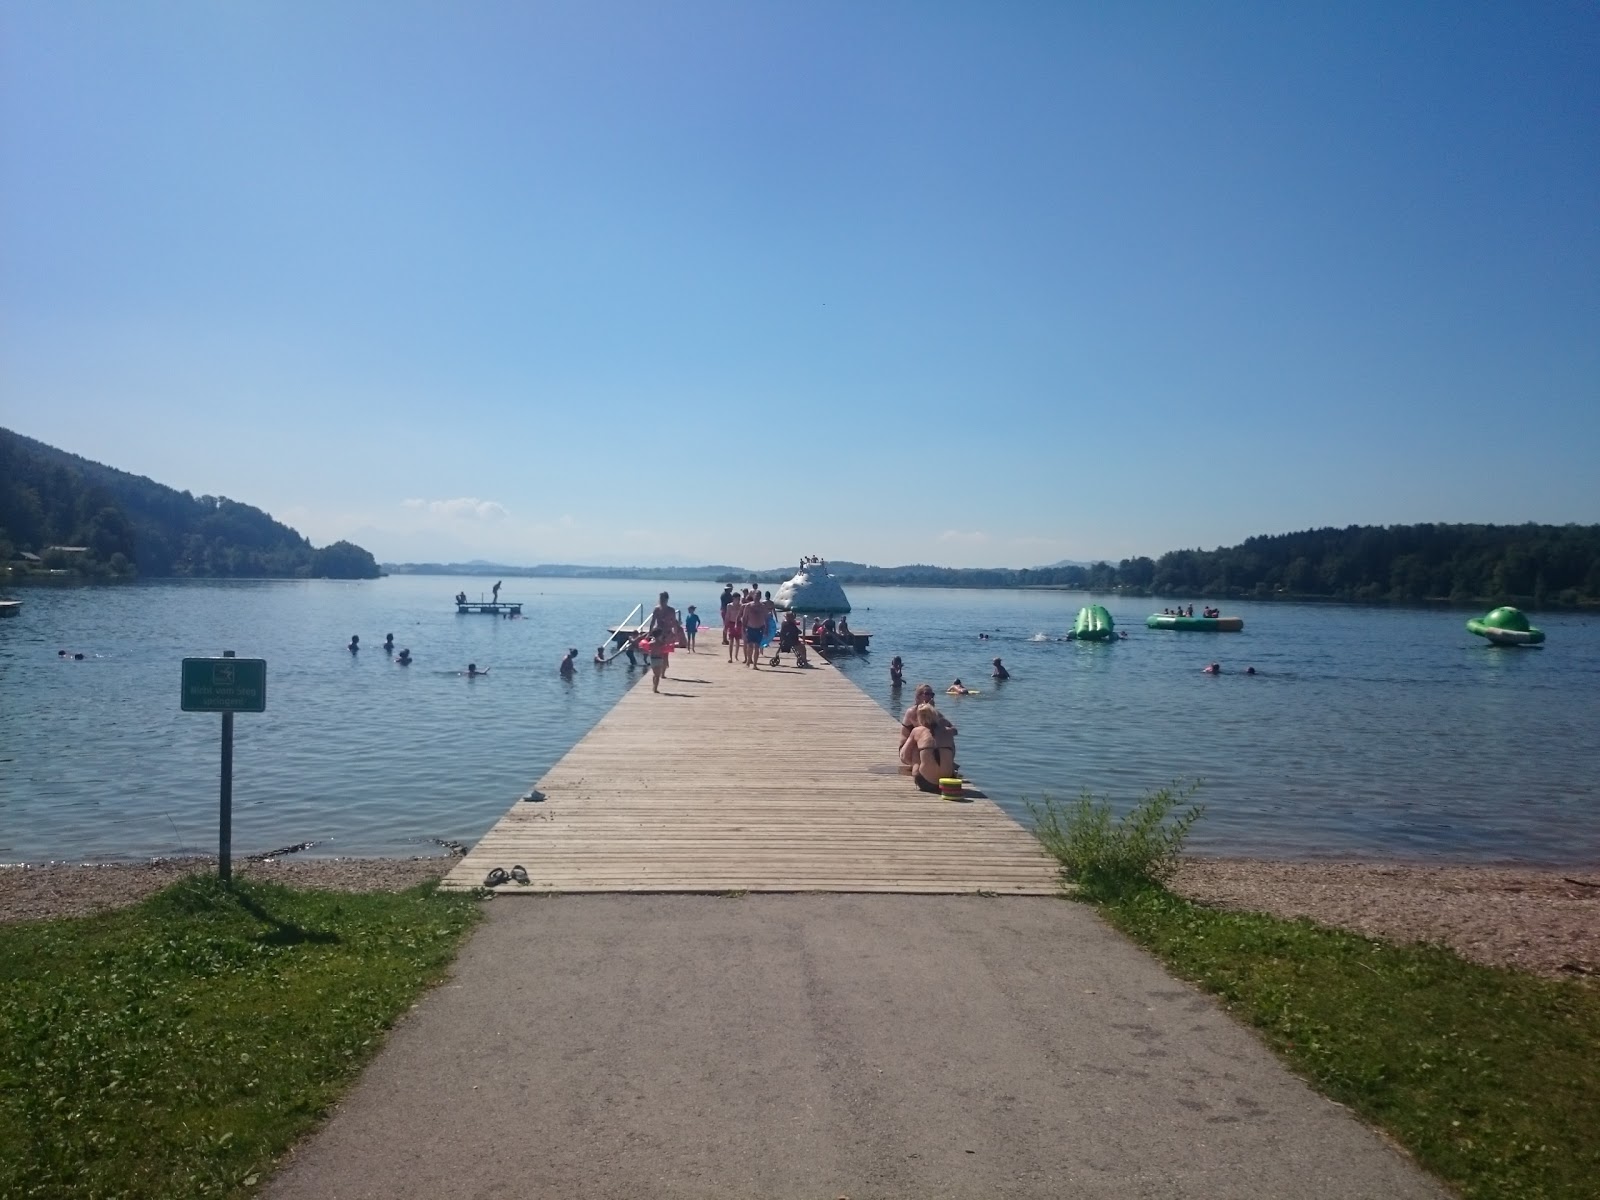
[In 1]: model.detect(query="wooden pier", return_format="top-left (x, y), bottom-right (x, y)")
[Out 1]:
top-left (442, 647), bottom-right (1059, 894)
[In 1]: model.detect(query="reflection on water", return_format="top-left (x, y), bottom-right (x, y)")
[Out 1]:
top-left (2, 577), bottom-right (1596, 864)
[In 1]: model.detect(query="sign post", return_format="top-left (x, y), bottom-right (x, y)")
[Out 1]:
top-left (181, 651), bottom-right (267, 883)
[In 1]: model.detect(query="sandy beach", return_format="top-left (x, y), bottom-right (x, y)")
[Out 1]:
top-left (2, 853), bottom-right (1594, 980)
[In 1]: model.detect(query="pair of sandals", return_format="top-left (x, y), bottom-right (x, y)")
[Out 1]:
top-left (483, 865), bottom-right (531, 888)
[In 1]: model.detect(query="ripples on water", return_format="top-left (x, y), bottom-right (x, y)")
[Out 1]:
top-left (2, 578), bottom-right (1596, 864)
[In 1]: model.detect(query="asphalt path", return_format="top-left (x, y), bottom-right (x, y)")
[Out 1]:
top-left (265, 895), bottom-right (1447, 1200)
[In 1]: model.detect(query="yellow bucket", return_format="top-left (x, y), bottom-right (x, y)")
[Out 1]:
top-left (938, 777), bottom-right (964, 800)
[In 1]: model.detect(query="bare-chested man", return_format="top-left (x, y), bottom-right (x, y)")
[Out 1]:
top-left (726, 589), bottom-right (744, 663)
top-left (647, 591), bottom-right (684, 694)
top-left (743, 587), bottom-right (772, 668)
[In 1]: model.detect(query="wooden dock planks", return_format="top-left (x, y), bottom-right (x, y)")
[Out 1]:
top-left (441, 642), bottom-right (1061, 894)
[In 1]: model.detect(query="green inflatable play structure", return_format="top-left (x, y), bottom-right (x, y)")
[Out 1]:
top-left (1073, 604), bottom-right (1116, 641)
top-left (1146, 614), bottom-right (1244, 632)
top-left (1466, 606), bottom-right (1545, 646)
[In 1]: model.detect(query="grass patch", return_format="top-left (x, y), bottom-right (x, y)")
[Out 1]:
top-left (0, 875), bottom-right (480, 1199)
top-left (1030, 786), bottom-right (1599, 1198)
top-left (1099, 887), bottom-right (1600, 1200)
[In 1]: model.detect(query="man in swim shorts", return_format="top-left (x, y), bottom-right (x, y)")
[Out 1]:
top-left (743, 587), bottom-right (769, 668)
top-left (725, 590), bottom-right (744, 663)
top-left (648, 591), bottom-right (684, 693)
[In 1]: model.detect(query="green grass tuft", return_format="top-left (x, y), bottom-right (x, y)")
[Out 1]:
top-left (0, 874), bottom-right (480, 1199)
top-left (1028, 781), bottom-right (1204, 898)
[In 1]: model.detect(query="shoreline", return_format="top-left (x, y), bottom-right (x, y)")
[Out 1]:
top-left (4, 854), bottom-right (1596, 980)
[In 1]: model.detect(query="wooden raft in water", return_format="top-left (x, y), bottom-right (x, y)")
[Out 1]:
top-left (441, 648), bottom-right (1059, 895)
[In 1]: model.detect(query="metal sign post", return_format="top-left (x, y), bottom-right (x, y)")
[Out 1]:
top-left (181, 651), bottom-right (267, 884)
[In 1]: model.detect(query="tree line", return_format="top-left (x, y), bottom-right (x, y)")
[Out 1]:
top-left (810, 524), bottom-right (1600, 608)
top-left (0, 428), bottom-right (379, 580)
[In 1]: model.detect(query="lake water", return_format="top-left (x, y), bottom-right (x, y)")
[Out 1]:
top-left (2, 577), bottom-right (1596, 865)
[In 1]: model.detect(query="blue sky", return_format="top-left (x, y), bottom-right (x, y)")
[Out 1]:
top-left (2, 0), bottom-right (1596, 568)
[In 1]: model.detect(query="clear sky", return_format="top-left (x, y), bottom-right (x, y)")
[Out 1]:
top-left (2, 1), bottom-right (1596, 568)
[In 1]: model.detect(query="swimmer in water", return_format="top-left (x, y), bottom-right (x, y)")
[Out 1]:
top-left (947, 678), bottom-right (970, 695)
top-left (1203, 662), bottom-right (1221, 675)
top-left (348, 634), bottom-right (360, 653)
top-left (594, 646), bottom-right (609, 665)
top-left (889, 656), bottom-right (904, 687)
top-left (383, 633), bottom-right (395, 652)
top-left (560, 648), bottom-right (578, 677)
top-left (465, 662), bottom-right (488, 677)
top-left (397, 649), bottom-right (412, 665)
top-left (991, 657), bottom-right (1009, 680)
top-left (1246, 666), bottom-right (1256, 675)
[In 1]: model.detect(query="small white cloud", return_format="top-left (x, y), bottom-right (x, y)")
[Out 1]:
top-left (400, 497), bottom-right (509, 521)
top-left (938, 529), bottom-right (990, 544)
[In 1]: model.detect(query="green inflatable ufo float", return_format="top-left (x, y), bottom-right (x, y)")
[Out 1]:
top-left (1466, 606), bottom-right (1545, 646)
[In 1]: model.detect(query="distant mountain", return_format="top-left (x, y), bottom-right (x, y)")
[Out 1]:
top-left (0, 427), bottom-right (379, 580)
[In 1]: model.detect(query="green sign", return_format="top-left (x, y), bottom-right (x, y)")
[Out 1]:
top-left (181, 657), bottom-right (267, 713)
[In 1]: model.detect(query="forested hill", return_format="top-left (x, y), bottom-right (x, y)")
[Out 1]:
top-left (816, 524), bottom-right (1600, 608)
top-left (0, 428), bottom-right (379, 579)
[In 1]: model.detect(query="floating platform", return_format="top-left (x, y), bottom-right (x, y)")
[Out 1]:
top-left (1146, 614), bottom-right (1243, 632)
top-left (806, 631), bottom-right (870, 655)
top-left (0, 599), bottom-right (20, 619)
top-left (456, 599), bottom-right (522, 615)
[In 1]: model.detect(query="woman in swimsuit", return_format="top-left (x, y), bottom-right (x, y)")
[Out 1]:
top-left (905, 704), bottom-right (955, 794)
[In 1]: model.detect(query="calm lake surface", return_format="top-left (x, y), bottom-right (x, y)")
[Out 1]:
top-left (2, 576), bottom-right (1597, 865)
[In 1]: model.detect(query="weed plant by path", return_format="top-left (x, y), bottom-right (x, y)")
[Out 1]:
top-left (1100, 889), bottom-right (1600, 1200)
top-left (0, 875), bottom-right (480, 1199)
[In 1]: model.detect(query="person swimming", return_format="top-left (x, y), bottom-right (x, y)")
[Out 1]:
top-left (383, 633), bottom-right (395, 652)
top-left (1246, 666), bottom-right (1256, 675)
top-left (991, 657), bottom-right (1009, 680)
top-left (397, 649), bottom-right (412, 665)
top-left (594, 646), bottom-right (609, 664)
top-left (465, 662), bottom-right (488, 677)
top-left (947, 678), bottom-right (970, 695)
top-left (348, 634), bottom-right (360, 653)
top-left (1203, 662), bottom-right (1220, 674)
top-left (560, 648), bottom-right (578, 677)
top-left (890, 655), bottom-right (904, 687)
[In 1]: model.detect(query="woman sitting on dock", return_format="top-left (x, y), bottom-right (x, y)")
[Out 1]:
top-left (900, 684), bottom-right (957, 762)
top-left (903, 704), bottom-right (955, 794)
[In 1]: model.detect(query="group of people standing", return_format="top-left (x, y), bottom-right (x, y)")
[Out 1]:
top-left (717, 583), bottom-right (814, 669)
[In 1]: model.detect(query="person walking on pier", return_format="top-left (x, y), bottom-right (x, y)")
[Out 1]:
top-left (743, 588), bottom-right (771, 668)
top-left (648, 592), bottom-right (685, 693)
top-left (719, 583), bottom-right (735, 643)
top-left (726, 590), bottom-right (744, 663)
top-left (684, 605), bottom-right (702, 652)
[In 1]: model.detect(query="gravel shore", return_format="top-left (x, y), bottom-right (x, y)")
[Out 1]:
top-left (4, 855), bottom-right (1596, 980)
top-left (0, 857), bottom-right (451, 924)
top-left (1171, 858), bottom-right (1600, 980)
